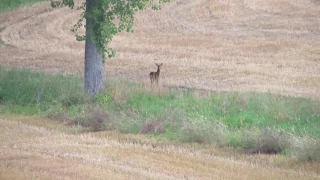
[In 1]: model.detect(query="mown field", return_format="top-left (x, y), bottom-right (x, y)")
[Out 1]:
top-left (0, 0), bottom-right (320, 179)
top-left (1, 0), bottom-right (320, 98)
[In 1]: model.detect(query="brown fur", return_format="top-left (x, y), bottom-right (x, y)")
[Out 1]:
top-left (149, 63), bottom-right (163, 85)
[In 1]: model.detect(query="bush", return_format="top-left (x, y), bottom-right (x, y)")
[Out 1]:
top-left (180, 119), bottom-right (229, 145)
top-left (140, 120), bottom-right (165, 134)
top-left (291, 137), bottom-right (320, 162)
top-left (243, 129), bottom-right (290, 155)
top-left (78, 106), bottom-right (111, 132)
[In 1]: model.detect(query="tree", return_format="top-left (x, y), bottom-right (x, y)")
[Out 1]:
top-left (51, 0), bottom-right (172, 96)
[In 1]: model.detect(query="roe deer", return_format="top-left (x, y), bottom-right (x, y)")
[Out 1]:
top-left (149, 63), bottom-right (163, 85)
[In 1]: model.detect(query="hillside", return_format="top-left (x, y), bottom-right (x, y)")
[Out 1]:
top-left (0, 0), bottom-right (319, 97)
top-left (0, 0), bottom-right (320, 179)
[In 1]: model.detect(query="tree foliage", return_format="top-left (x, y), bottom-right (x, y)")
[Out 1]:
top-left (51, 0), bottom-right (172, 61)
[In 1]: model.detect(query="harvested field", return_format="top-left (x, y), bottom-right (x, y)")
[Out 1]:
top-left (0, 0), bottom-right (319, 98)
top-left (1, 1), bottom-right (320, 178)
top-left (1, 116), bottom-right (319, 179)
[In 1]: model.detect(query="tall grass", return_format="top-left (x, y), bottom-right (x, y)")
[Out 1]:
top-left (119, 90), bottom-right (320, 138)
top-left (0, 67), bottom-right (85, 115)
top-left (0, 0), bottom-right (45, 11)
top-left (1, 67), bottom-right (320, 161)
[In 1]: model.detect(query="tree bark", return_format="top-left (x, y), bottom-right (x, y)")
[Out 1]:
top-left (84, 0), bottom-right (105, 96)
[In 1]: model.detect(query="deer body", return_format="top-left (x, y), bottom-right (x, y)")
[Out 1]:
top-left (150, 63), bottom-right (163, 85)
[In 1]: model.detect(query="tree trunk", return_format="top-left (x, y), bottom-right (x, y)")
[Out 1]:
top-left (84, 0), bottom-right (105, 96)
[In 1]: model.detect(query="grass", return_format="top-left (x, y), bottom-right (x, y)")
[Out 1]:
top-left (1, 67), bottom-right (320, 161)
top-left (0, 0), bottom-right (45, 11)
top-left (0, 0), bottom-right (319, 177)
top-left (120, 90), bottom-right (320, 138)
top-left (0, 67), bottom-right (85, 116)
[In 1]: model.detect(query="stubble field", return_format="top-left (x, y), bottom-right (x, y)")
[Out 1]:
top-left (0, 0), bottom-right (319, 98)
top-left (1, 116), bottom-right (319, 179)
top-left (0, 0), bottom-right (320, 179)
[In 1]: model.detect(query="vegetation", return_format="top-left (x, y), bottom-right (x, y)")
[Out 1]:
top-left (1, 0), bottom-right (319, 178)
top-left (0, 0), bottom-right (45, 10)
top-left (1, 67), bottom-right (319, 161)
top-left (50, 0), bottom-right (172, 95)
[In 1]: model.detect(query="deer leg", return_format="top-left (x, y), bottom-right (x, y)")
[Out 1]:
top-left (150, 73), bottom-right (154, 84)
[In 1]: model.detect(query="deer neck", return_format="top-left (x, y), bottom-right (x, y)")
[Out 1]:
top-left (156, 67), bottom-right (160, 75)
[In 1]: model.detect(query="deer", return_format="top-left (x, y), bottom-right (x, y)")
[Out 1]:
top-left (149, 63), bottom-right (163, 85)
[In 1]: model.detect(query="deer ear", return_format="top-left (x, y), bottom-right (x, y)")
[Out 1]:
top-left (160, 63), bottom-right (163, 66)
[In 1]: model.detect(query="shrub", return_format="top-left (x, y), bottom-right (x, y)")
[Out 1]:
top-left (180, 119), bottom-right (229, 145)
top-left (291, 137), bottom-right (320, 162)
top-left (140, 120), bottom-right (165, 134)
top-left (243, 129), bottom-right (290, 155)
top-left (77, 106), bottom-right (111, 132)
